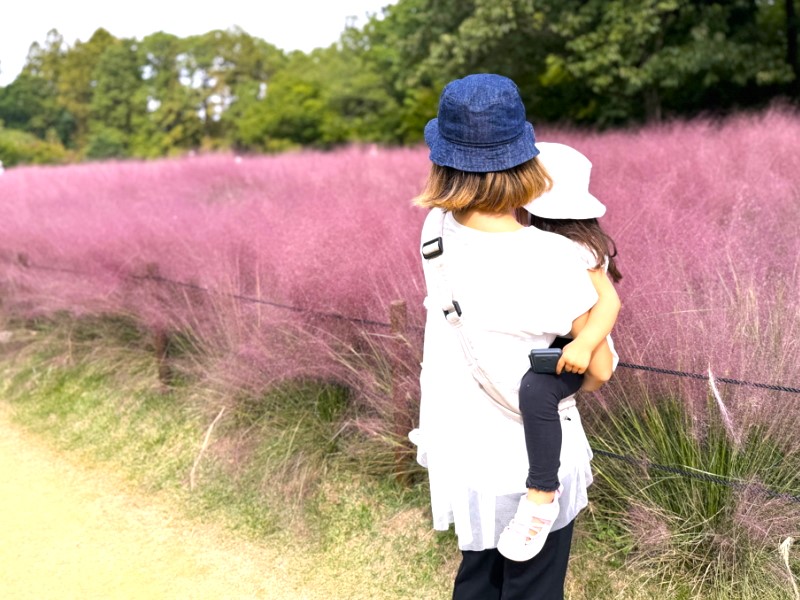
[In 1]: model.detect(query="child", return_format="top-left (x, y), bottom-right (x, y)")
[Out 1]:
top-left (497, 142), bottom-right (621, 561)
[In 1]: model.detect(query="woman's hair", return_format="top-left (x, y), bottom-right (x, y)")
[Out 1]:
top-left (413, 157), bottom-right (552, 214)
top-left (530, 216), bottom-right (623, 282)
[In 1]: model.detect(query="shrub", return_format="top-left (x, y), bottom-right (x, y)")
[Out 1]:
top-left (0, 125), bottom-right (70, 166)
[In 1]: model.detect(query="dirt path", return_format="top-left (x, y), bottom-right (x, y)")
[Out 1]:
top-left (0, 409), bottom-right (314, 600)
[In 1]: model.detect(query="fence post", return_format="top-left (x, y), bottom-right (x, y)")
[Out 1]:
top-left (145, 262), bottom-right (173, 386)
top-left (390, 299), bottom-right (411, 485)
top-left (152, 327), bottom-right (172, 385)
top-left (145, 262), bottom-right (160, 280)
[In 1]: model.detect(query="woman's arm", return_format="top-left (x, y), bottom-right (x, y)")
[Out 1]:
top-left (557, 269), bottom-right (620, 374)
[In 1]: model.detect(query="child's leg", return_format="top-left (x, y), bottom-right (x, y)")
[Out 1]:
top-left (497, 370), bottom-right (584, 561)
top-left (518, 369), bottom-right (584, 492)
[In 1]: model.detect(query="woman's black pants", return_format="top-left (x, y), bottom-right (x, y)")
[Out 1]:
top-left (519, 369), bottom-right (584, 491)
top-left (452, 519), bottom-right (575, 600)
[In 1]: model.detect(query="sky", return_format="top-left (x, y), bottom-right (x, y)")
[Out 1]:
top-left (0, 0), bottom-right (397, 86)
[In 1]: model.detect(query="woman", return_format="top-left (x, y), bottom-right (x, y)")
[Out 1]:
top-left (409, 74), bottom-right (614, 599)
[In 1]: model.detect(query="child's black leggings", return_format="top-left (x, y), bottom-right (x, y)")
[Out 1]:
top-left (519, 369), bottom-right (584, 491)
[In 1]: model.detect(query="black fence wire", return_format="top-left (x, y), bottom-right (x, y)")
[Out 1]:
top-left (592, 449), bottom-right (800, 504)
top-left (6, 257), bottom-right (800, 503)
top-left (129, 269), bottom-right (800, 395)
top-left (131, 272), bottom-right (396, 329)
top-left (616, 362), bottom-right (800, 394)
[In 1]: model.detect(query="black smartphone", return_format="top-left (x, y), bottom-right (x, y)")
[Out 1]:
top-left (529, 348), bottom-right (562, 374)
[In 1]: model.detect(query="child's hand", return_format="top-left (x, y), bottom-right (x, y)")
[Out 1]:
top-left (557, 340), bottom-right (593, 375)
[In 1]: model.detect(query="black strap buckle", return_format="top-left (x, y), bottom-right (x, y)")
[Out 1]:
top-left (421, 237), bottom-right (444, 260)
top-left (443, 300), bottom-right (462, 318)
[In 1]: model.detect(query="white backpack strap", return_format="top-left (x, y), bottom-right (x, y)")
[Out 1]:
top-left (421, 211), bottom-right (521, 422)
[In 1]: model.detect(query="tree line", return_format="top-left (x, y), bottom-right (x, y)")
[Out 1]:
top-left (1, 0), bottom-right (798, 166)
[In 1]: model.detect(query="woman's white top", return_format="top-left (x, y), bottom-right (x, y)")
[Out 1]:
top-left (409, 209), bottom-right (599, 551)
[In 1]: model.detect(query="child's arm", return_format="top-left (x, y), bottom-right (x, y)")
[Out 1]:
top-left (580, 339), bottom-right (614, 391)
top-left (556, 269), bottom-right (620, 375)
top-left (565, 309), bottom-right (614, 390)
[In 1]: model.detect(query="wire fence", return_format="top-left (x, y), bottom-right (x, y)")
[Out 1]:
top-left (592, 449), bottom-right (800, 504)
top-left (615, 362), bottom-right (800, 395)
top-left (4, 255), bottom-right (800, 503)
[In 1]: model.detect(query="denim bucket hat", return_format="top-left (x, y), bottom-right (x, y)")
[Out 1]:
top-left (424, 74), bottom-right (539, 173)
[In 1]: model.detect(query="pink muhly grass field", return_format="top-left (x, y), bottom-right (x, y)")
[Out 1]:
top-left (1, 109), bottom-right (799, 443)
top-left (0, 145), bottom-right (430, 433)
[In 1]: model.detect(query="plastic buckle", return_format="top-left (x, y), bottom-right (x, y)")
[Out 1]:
top-left (421, 237), bottom-right (444, 260)
top-left (443, 300), bottom-right (462, 318)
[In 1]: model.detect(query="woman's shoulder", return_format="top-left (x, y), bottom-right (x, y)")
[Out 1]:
top-left (519, 226), bottom-right (585, 256)
top-left (420, 208), bottom-right (444, 241)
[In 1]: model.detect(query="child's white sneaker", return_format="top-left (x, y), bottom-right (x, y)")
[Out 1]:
top-left (497, 487), bottom-right (562, 562)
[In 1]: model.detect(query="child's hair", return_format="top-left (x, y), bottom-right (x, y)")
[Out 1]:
top-left (530, 216), bottom-right (622, 282)
top-left (414, 157), bottom-right (552, 214)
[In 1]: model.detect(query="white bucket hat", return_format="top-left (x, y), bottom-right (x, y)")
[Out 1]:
top-left (522, 142), bottom-right (606, 219)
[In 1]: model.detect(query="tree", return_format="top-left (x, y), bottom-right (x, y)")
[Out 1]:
top-left (0, 73), bottom-right (63, 138)
top-left (351, 0), bottom-right (571, 138)
top-left (214, 28), bottom-right (287, 147)
top-left (785, 0), bottom-right (799, 96)
top-left (87, 40), bottom-right (146, 158)
top-left (55, 28), bottom-right (118, 147)
top-left (543, 0), bottom-right (793, 123)
top-left (131, 32), bottom-right (204, 157)
top-left (356, 0), bottom-right (795, 128)
top-left (23, 29), bottom-right (66, 82)
top-left (338, 0), bottom-right (470, 143)
top-left (232, 51), bottom-right (332, 150)
top-left (11, 29), bottom-right (76, 145)
top-left (171, 28), bottom-right (286, 146)
top-left (4, 1), bottom-right (797, 160)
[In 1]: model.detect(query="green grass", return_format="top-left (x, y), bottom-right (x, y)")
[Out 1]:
top-left (0, 313), bottom-right (457, 598)
top-left (582, 383), bottom-right (800, 598)
top-left (1, 312), bottom-right (798, 599)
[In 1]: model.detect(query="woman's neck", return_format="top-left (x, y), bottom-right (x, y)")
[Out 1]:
top-left (452, 209), bottom-right (524, 232)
